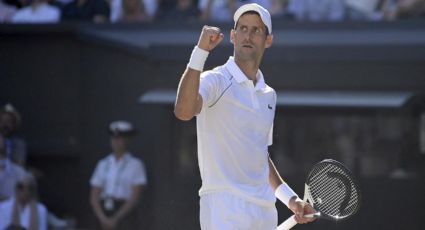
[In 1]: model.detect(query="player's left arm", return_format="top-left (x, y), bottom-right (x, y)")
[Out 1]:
top-left (268, 157), bottom-right (283, 191)
top-left (268, 157), bottom-right (316, 224)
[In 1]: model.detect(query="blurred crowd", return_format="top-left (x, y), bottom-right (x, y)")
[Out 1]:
top-left (0, 0), bottom-right (424, 24)
top-left (0, 104), bottom-right (73, 230)
top-left (0, 104), bottom-right (148, 230)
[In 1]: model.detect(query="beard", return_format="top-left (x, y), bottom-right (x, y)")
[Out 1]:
top-left (235, 45), bottom-right (258, 61)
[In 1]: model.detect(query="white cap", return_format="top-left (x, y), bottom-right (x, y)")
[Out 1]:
top-left (109, 120), bottom-right (135, 136)
top-left (233, 3), bottom-right (272, 34)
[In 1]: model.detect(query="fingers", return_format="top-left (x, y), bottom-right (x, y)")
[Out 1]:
top-left (211, 33), bottom-right (224, 46)
top-left (203, 25), bottom-right (221, 34)
top-left (293, 203), bottom-right (306, 224)
top-left (204, 25), bottom-right (222, 46)
top-left (198, 25), bottom-right (224, 51)
top-left (294, 202), bottom-right (317, 224)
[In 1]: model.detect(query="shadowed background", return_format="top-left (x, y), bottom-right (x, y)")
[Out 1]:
top-left (1, 20), bottom-right (425, 229)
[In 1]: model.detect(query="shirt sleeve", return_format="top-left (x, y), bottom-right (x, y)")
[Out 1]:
top-left (198, 71), bottom-right (223, 110)
top-left (132, 160), bottom-right (147, 186)
top-left (90, 161), bottom-right (104, 187)
top-left (268, 123), bottom-right (273, 146)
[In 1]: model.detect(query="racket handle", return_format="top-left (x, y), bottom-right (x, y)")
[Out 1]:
top-left (277, 215), bottom-right (297, 230)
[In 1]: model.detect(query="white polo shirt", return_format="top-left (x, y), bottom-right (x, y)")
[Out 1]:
top-left (197, 57), bottom-right (277, 207)
top-left (90, 153), bottom-right (147, 200)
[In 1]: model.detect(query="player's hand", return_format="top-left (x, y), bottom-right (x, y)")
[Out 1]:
top-left (197, 25), bottom-right (224, 52)
top-left (288, 197), bottom-right (317, 224)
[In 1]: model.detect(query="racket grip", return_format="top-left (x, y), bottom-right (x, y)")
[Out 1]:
top-left (277, 215), bottom-right (297, 230)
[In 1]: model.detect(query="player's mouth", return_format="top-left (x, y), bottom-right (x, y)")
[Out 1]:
top-left (242, 44), bottom-right (253, 49)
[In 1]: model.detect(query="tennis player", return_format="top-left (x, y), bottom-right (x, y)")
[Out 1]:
top-left (174, 3), bottom-right (316, 229)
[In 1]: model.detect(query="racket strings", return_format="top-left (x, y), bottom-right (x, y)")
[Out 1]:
top-left (310, 165), bottom-right (347, 216)
top-left (308, 163), bottom-right (360, 219)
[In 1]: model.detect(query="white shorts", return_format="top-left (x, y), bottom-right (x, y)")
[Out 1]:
top-left (200, 192), bottom-right (277, 230)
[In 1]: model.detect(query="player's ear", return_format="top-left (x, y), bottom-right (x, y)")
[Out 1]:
top-left (230, 29), bottom-right (235, 44)
top-left (265, 34), bottom-right (273, 48)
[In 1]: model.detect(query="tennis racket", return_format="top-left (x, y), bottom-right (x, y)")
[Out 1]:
top-left (277, 159), bottom-right (361, 230)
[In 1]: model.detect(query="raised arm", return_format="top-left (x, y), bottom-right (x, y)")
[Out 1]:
top-left (174, 26), bottom-right (223, 121)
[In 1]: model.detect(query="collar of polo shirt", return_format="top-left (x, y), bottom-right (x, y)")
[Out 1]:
top-left (225, 57), bottom-right (266, 91)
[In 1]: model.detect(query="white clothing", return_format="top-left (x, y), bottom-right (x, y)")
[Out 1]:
top-left (200, 192), bottom-right (277, 230)
top-left (0, 197), bottom-right (48, 230)
top-left (197, 56), bottom-right (276, 207)
top-left (11, 3), bottom-right (60, 23)
top-left (110, 0), bottom-right (157, 22)
top-left (90, 153), bottom-right (147, 200)
top-left (0, 159), bottom-right (27, 201)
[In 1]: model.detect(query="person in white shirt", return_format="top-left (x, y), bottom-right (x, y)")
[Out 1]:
top-left (0, 133), bottom-right (27, 202)
top-left (90, 120), bottom-right (147, 230)
top-left (11, 0), bottom-right (60, 23)
top-left (0, 174), bottom-right (48, 230)
top-left (174, 3), bottom-right (316, 229)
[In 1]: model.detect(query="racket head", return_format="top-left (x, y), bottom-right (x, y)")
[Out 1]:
top-left (305, 159), bottom-right (361, 221)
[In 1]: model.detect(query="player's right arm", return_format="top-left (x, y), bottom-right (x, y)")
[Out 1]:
top-left (174, 26), bottom-right (223, 121)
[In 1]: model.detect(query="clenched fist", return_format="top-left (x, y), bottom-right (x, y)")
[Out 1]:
top-left (197, 25), bottom-right (224, 52)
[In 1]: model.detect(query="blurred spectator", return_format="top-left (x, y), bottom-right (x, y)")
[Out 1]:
top-left (109, 0), bottom-right (156, 23)
top-left (198, 0), bottom-right (237, 21)
top-left (118, 0), bottom-right (150, 22)
top-left (10, 0), bottom-right (60, 23)
top-left (0, 174), bottom-right (48, 230)
top-left (90, 121), bottom-right (147, 230)
top-left (269, 0), bottom-right (298, 19)
top-left (286, 0), bottom-right (345, 21)
top-left (198, 0), bottom-right (273, 22)
top-left (383, 0), bottom-right (425, 20)
top-left (157, 0), bottom-right (199, 22)
top-left (345, 0), bottom-right (425, 21)
top-left (0, 0), bottom-right (17, 22)
top-left (0, 104), bottom-right (27, 167)
top-left (0, 133), bottom-right (27, 202)
top-left (345, 0), bottom-right (387, 20)
top-left (61, 0), bottom-right (110, 23)
top-left (269, 0), bottom-right (286, 16)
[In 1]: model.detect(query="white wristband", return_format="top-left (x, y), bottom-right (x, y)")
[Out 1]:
top-left (187, 46), bottom-right (209, 72)
top-left (275, 183), bottom-right (299, 208)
